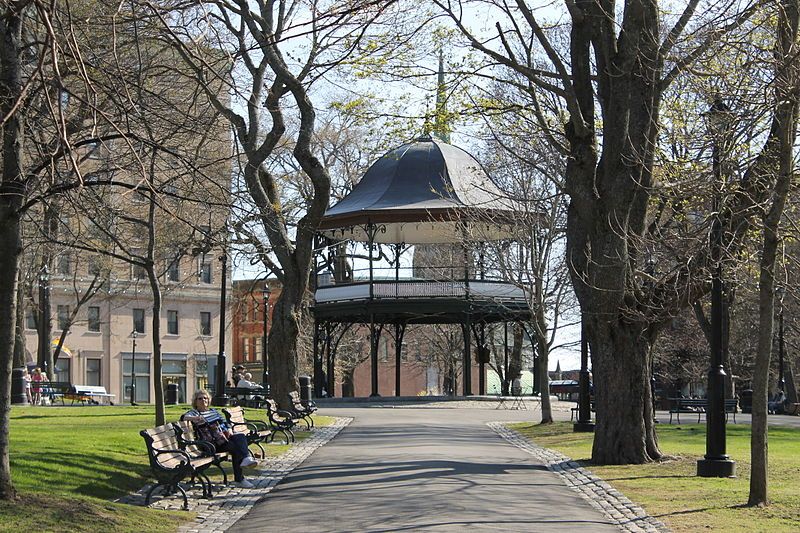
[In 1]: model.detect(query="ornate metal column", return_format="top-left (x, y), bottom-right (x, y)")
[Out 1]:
top-left (697, 98), bottom-right (735, 477)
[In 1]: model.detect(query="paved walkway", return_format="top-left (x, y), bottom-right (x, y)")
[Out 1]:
top-left (233, 406), bottom-right (664, 532)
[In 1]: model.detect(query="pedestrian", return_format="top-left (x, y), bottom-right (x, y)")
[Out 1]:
top-left (23, 368), bottom-right (33, 404)
top-left (32, 367), bottom-right (47, 405)
top-left (184, 389), bottom-right (258, 488)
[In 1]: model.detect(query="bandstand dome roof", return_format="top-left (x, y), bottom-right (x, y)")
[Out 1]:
top-left (319, 135), bottom-right (515, 244)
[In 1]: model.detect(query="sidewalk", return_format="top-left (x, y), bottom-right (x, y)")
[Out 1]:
top-left (233, 406), bottom-right (664, 532)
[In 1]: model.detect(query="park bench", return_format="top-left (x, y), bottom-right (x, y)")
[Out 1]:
top-left (222, 406), bottom-right (271, 456)
top-left (287, 391), bottom-right (316, 429)
top-left (225, 386), bottom-right (267, 408)
top-left (36, 381), bottom-right (72, 405)
top-left (63, 385), bottom-right (115, 405)
top-left (173, 419), bottom-right (231, 485)
top-left (264, 398), bottom-right (297, 444)
top-left (668, 398), bottom-right (738, 424)
top-left (570, 399), bottom-right (596, 421)
top-left (140, 423), bottom-right (221, 509)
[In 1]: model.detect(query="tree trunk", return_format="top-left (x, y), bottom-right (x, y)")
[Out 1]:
top-left (13, 270), bottom-right (26, 368)
top-left (0, 216), bottom-right (21, 501)
top-left (0, 3), bottom-right (26, 500)
top-left (537, 340), bottom-right (553, 424)
top-left (341, 367), bottom-right (355, 397)
top-left (749, 0), bottom-right (798, 506)
top-left (149, 271), bottom-right (165, 426)
top-left (589, 319), bottom-right (661, 464)
top-left (268, 280), bottom-right (301, 407)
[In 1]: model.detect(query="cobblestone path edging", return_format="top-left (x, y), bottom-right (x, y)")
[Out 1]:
top-left (488, 422), bottom-right (670, 533)
top-left (119, 417), bottom-right (352, 532)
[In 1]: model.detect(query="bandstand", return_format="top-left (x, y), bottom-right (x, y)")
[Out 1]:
top-left (311, 135), bottom-right (533, 397)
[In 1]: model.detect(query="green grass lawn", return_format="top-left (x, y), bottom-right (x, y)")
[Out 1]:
top-left (508, 421), bottom-right (800, 532)
top-left (2, 405), bottom-right (332, 533)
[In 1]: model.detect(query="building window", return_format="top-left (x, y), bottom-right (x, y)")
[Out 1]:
top-left (57, 305), bottom-right (70, 330)
top-left (88, 256), bottom-right (102, 276)
top-left (195, 354), bottom-right (208, 392)
top-left (133, 308), bottom-right (145, 334)
top-left (200, 312), bottom-right (211, 336)
top-left (242, 338), bottom-right (251, 362)
top-left (57, 254), bottom-right (71, 275)
top-left (86, 358), bottom-right (101, 386)
top-left (167, 310), bottom-right (179, 335)
top-left (55, 357), bottom-right (70, 382)
top-left (88, 306), bottom-right (100, 332)
top-left (59, 89), bottom-right (70, 111)
top-left (133, 189), bottom-right (149, 203)
top-left (132, 262), bottom-right (147, 281)
top-left (123, 356), bottom-right (150, 403)
top-left (86, 140), bottom-right (101, 159)
top-left (162, 357), bottom-right (187, 403)
top-left (199, 262), bottom-right (212, 284)
top-left (25, 309), bottom-right (37, 330)
top-left (166, 252), bottom-right (180, 282)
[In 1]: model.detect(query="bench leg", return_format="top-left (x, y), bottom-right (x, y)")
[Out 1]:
top-left (198, 470), bottom-right (214, 498)
top-left (250, 440), bottom-right (266, 458)
top-left (144, 482), bottom-right (163, 506)
top-left (174, 484), bottom-right (189, 510)
top-left (214, 463), bottom-right (228, 485)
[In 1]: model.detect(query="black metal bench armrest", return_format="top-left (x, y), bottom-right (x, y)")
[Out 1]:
top-left (184, 437), bottom-right (218, 456)
top-left (151, 447), bottom-right (193, 469)
top-left (246, 420), bottom-right (270, 432)
top-left (230, 420), bottom-right (261, 435)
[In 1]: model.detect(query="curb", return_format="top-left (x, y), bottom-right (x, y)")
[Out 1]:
top-left (488, 422), bottom-right (670, 533)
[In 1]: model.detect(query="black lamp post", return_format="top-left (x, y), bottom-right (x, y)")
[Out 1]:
top-left (38, 264), bottom-right (51, 377)
top-left (130, 330), bottom-right (138, 406)
top-left (777, 286), bottom-right (786, 392)
top-left (262, 283), bottom-right (271, 396)
top-left (574, 318), bottom-right (595, 432)
top-left (697, 98), bottom-right (736, 478)
top-left (212, 250), bottom-right (229, 407)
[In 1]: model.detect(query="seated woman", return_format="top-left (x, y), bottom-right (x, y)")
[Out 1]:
top-left (184, 389), bottom-right (259, 488)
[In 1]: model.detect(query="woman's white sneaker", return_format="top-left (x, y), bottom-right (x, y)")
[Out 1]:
top-left (234, 479), bottom-right (255, 489)
top-left (240, 456), bottom-right (258, 468)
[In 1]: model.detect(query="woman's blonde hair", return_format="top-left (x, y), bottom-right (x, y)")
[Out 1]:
top-left (192, 389), bottom-right (211, 409)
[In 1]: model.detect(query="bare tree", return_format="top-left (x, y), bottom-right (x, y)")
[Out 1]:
top-left (434, 0), bottom-right (798, 465)
top-left (147, 0), bottom-right (415, 402)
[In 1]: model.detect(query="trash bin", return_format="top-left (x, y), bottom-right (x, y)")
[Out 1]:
top-left (298, 375), bottom-right (312, 403)
top-left (11, 368), bottom-right (28, 405)
top-left (739, 389), bottom-right (753, 413)
top-left (166, 383), bottom-right (180, 405)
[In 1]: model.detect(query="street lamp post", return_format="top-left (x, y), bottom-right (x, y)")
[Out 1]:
top-left (262, 283), bottom-right (271, 396)
top-left (38, 265), bottom-right (51, 377)
top-left (574, 318), bottom-right (595, 432)
top-left (130, 331), bottom-right (138, 406)
top-left (777, 286), bottom-right (786, 392)
top-left (212, 251), bottom-right (229, 407)
top-left (698, 98), bottom-right (736, 478)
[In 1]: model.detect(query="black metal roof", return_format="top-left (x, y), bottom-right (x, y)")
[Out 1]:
top-left (319, 136), bottom-right (514, 243)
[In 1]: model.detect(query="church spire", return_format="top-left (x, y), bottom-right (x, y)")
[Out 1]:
top-left (433, 49), bottom-right (450, 143)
